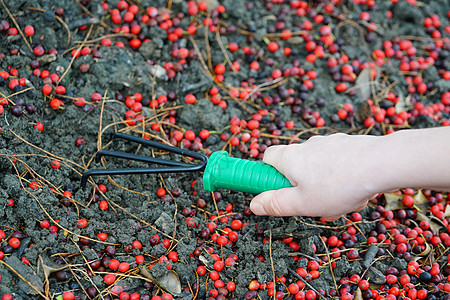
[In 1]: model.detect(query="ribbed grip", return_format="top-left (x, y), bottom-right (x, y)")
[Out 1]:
top-left (202, 151), bottom-right (293, 194)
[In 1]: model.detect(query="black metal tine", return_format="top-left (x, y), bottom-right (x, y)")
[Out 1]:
top-left (81, 163), bottom-right (206, 189)
top-left (80, 133), bottom-right (208, 189)
top-left (114, 133), bottom-right (207, 162)
top-left (95, 150), bottom-right (193, 167)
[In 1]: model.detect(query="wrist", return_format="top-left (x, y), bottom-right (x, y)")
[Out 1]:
top-left (372, 128), bottom-right (450, 192)
top-left (357, 135), bottom-right (397, 195)
top-left (370, 132), bottom-right (408, 193)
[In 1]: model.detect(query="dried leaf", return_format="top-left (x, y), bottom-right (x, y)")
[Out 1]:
top-left (445, 205), bottom-right (450, 218)
top-left (416, 212), bottom-right (443, 232)
top-left (139, 265), bottom-right (181, 296)
top-left (430, 216), bottom-right (446, 229)
top-left (158, 270), bottom-right (182, 295)
top-left (418, 243), bottom-right (431, 257)
top-left (384, 191), bottom-right (428, 212)
top-left (354, 68), bottom-right (374, 100)
top-left (413, 190), bottom-right (428, 205)
top-left (411, 256), bottom-right (421, 262)
top-left (355, 101), bottom-right (372, 123)
top-left (199, 255), bottom-right (210, 267)
top-left (384, 193), bottom-right (403, 211)
top-left (394, 93), bottom-right (410, 113)
top-left (37, 250), bottom-right (67, 278)
top-left (354, 288), bottom-right (363, 300)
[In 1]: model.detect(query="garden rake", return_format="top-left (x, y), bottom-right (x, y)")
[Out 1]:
top-left (81, 133), bottom-right (292, 193)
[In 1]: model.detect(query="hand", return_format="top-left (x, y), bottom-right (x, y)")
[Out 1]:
top-left (250, 133), bottom-right (380, 220)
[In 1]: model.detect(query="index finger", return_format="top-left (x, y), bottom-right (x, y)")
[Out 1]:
top-left (262, 144), bottom-right (299, 185)
top-left (262, 145), bottom-right (287, 173)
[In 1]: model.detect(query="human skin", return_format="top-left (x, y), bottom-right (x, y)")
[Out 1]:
top-left (250, 127), bottom-right (450, 221)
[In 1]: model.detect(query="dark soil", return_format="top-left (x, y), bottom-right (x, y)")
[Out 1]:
top-left (0, 0), bottom-right (449, 299)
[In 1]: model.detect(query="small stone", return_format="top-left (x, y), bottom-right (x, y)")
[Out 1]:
top-left (366, 267), bottom-right (386, 284)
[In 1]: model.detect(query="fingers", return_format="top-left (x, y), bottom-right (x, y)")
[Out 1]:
top-left (355, 201), bottom-right (368, 212)
top-left (322, 200), bottom-right (370, 222)
top-left (322, 216), bottom-right (341, 222)
top-left (250, 187), bottom-right (338, 217)
top-left (251, 187), bottom-right (372, 218)
top-left (322, 200), bottom-right (370, 221)
top-left (262, 145), bottom-right (298, 185)
top-left (262, 145), bottom-right (287, 172)
top-left (250, 188), bottom-right (295, 216)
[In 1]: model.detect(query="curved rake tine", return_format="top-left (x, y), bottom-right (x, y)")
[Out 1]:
top-left (80, 163), bottom-right (206, 190)
top-left (114, 133), bottom-right (207, 161)
top-left (80, 133), bottom-right (208, 189)
top-left (95, 150), bottom-right (194, 167)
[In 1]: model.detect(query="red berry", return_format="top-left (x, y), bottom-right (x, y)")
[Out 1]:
top-left (337, 108), bottom-right (348, 120)
top-left (197, 266), bottom-right (206, 276)
top-left (335, 83), bottom-right (347, 93)
top-left (109, 259), bottom-right (120, 270)
top-left (129, 39), bottom-right (141, 49)
top-left (347, 249), bottom-right (359, 259)
top-left (288, 283), bottom-right (300, 295)
top-left (8, 237), bottom-right (20, 248)
top-left (227, 281), bottom-right (236, 291)
top-left (118, 262), bottom-right (130, 273)
top-left (214, 64), bottom-right (226, 75)
top-left (341, 64), bottom-right (353, 74)
top-left (62, 291), bottom-right (75, 300)
top-left (364, 117), bottom-right (375, 128)
top-left (249, 280), bottom-right (260, 290)
top-left (402, 195), bottom-right (414, 208)
top-left (24, 25), bottom-right (35, 37)
top-left (7, 27), bottom-right (18, 36)
top-left (75, 138), bottom-right (86, 147)
top-left (99, 200), bottom-right (108, 210)
top-left (267, 41), bottom-right (279, 52)
top-left (306, 290), bottom-right (316, 300)
top-left (187, 4), bottom-right (198, 15)
top-left (228, 42), bottom-right (238, 52)
top-left (104, 273), bottom-right (116, 285)
top-left (34, 122), bottom-right (44, 132)
top-left (97, 232), bottom-right (108, 241)
top-left (230, 220), bottom-right (242, 230)
top-left (397, 243), bottom-right (407, 253)
top-left (358, 280), bottom-right (369, 290)
top-left (77, 219), bottom-right (88, 228)
top-left (168, 251), bottom-right (178, 262)
top-left (33, 45), bottom-right (44, 56)
top-left (185, 94), bottom-right (196, 104)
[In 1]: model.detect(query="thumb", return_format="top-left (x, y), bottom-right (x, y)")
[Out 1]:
top-left (250, 187), bottom-right (302, 217)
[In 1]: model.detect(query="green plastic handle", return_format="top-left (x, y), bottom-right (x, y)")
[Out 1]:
top-left (202, 151), bottom-right (293, 194)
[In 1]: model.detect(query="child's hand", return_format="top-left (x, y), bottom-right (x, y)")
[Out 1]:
top-left (250, 133), bottom-right (380, 220)
top-left (249, 127), bottom-right (450, 220)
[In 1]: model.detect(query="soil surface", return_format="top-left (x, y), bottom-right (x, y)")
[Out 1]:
top-left (0, 0), bottom-right (449, 299)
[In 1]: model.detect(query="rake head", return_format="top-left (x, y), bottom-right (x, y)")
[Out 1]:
top-left (80, 133), bottom-right (208, 189)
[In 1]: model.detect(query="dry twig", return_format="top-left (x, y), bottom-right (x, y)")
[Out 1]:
top-left (58, 24), bottom-right (93, 85)
top-left (319, 237), bottom-right (339, 295)
top-left (269, 231), bottom-right (276, 300)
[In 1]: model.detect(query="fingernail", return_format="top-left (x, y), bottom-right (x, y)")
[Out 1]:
top-left (250, 201), bottom-right (267, 215)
